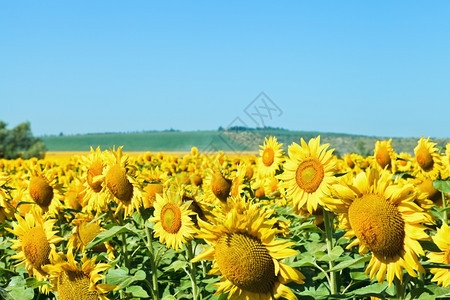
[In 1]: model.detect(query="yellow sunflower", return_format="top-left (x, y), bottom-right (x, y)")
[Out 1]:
top-left (258, 136), bottom-right (284, 178)
top-left (396, 152), bottom-right (413, 173)
top-left (6, 212), bottom-right (63, 292)
top-left (279, 136), bottom-right (337, 214)
top-left (42, 250), bottom-right (117, 300)
top-left (0, 174), bottom-right (15, 223)
top-left (96, 147), bottom-right (143, 218)
top-left (67, 214), bottom-right (115, 259)
top-left (427, 223), bottom-right (450, 287)
top-left (323, 168), bottom-right (431, 286)
top-left (441, 143), bottom-right (450, 179)
top-left (373, 139), bottom-right (397, 173)
top-left (80, 147), bottom-right (109, 214)
top-left (413, 136), bottom-right (443, 180)
top-left (192, 200), bottom-right (304, 299)
top-left (149, 189), bottom-right (196, 251)
top-left (202, 169), bottom-right (232, 205)
top-left (23, 165), bottom-right (64, 216)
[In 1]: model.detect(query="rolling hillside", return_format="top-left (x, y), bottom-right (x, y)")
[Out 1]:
top-left (41, 129), bottom-right (450, 156)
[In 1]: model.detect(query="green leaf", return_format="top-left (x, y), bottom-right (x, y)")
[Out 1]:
top-left (86, 223), bottom-right (142, 250)
top-left (164, 260), bottom-right (188, 272)
top-left (134, 270), bottom-right (147, 281)
top-left (25, 277), bottom-right (48, 288)
top-left (317, 246), bottom-right (344, 262)
top-left (433, 179), bottom-right (450, 193)
top-left (422, 262), bottom-right (450, 269)
top-left (328, 255), bottom-right (371, 272)
top-left (126, 285), bottom-right (150, 298)
top-left (351, 281), bottom-right (388, 297)
top-left (420, 240), bottom-right (442, 252)
top-left (107, 268), bottom-right (136, 289)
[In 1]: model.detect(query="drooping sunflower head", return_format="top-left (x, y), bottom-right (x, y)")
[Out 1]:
top-left (192, 200), bottom-right (304, 299)
top-left (149, 188), bottom-right (196, 251)
top-left (67, 214), bottom-right (114, 258)
top-left (413, 136), bottom-right (442, 180)
top-left (42, 250), bottom-right (117, 300)
top-left (323, 168), bottom-right (431, 285)
top-left (6, 212), bottom-right (63, 286)
top-left (279, 136), bottom-right (337, 214)
top-left (203, 169), bottom-right (232, 204)
top-left (373, 139), bottom-right (396, 172)
top-left (98, 147), bottom-right (143, 218)
top-left (25, 166), bottom-right (64, 216)
top-left (258, 136), bottom-right (284, 178)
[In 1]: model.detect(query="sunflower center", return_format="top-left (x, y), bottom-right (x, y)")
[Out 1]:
top-left (348, 194), bottom-right (405, 259)
top-left (416, 146), bottom-right (434, 171)
top-left (161, 203), bottom-right (182, 234)
top-left (215, 233), bottom-right (276, 294)
top-left (211, 172), bottom-right (231, 202)
top-left (29, 176), bottom-right (54, 208)
top-left (57, 270), bottom-right (97, 300)
top-left (87, 160), bottom-right (103, 193)
top-left (346, 157), bottom-right (355, 169)
top-left (376, 147), bottom-right (391, 169)
top-left (262, 148), bottom-right (275, 167)
top-left (106, 164), bottom-right (133, 203)
top-left (22, 226), bottom-right (51, 270)
top-left (295, 159), bottom-right (324, 193)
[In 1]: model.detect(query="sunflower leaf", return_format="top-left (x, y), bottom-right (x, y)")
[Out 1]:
top-left (126, 285), bottom-right (149, 298)
top-left (433, 179), bottom-right (450, 193)
top-left (327, 255), bottom-right (371, 272)
top-left (350, 281), bottom-right (388, 297)
top-left (86, 223), bottom-right (142, 250)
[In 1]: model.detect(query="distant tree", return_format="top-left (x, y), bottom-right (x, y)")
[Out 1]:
top-left (0, 121), bottom-right (47, 159)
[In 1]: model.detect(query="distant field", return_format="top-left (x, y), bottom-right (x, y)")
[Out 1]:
top-left (41, 130), bottom-right (450, 156)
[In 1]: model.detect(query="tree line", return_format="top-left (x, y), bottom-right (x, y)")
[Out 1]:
top-left (0, 121), bottom-right (47, 159)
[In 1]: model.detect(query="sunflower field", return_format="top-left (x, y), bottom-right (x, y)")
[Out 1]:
top-left (0, 136), bottom-right (449, 300)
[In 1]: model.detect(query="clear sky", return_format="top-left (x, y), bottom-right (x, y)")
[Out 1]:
top-left (1, 1), bottom-right (450, 138)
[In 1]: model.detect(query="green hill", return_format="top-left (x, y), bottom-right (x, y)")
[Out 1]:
top-left (41, 130), bottom-right (450, 156)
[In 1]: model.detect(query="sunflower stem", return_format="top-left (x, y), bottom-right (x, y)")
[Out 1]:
top-left (145, 224), bottom-right (160, 300)
top-left (442, 191), bottom-right (447, 224)
top-left (323, 208), bottom-right (338, 295)
top-left (185, 240), bottom-right (199, 300)
top-left (394, 277), bottom-right (405, 299)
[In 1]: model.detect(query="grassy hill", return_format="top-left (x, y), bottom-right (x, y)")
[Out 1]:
top-left (41, 129), bottom-right (450, 156)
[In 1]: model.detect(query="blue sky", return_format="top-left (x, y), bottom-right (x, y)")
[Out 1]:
top-left (1, 1), bottom-right (450, 138)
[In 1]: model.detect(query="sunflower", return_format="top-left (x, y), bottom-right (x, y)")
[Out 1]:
top-left (6, 212), bottom-right (63, 292)
top-left (80, 147), bottom-right (109, 214)
top-left (373, 139), bottom-right (396, 173)
top-left (279, 136), bottom-right (337, 214)
top-left (42, 250), bottom-right (117, 300)
top-left (192, 200), bottom-right (304, 299)
top-left (202, 169), bottom-right (232, 205)
top-left (96, 147), bottom-right (143, 218)
top-left (0, 174), bottom-right (15, 223)
top-left (23, 165), bottom-right (64, 216)
top-left (413, 136), bottom-right (443, 180)
top-left (149, 189), bottom-right (196, 251)
top-left (427, 223), bottom-right (450, 287)
top-left (396, 152), bottom-right (413, 173)
top-left (67, 214), bottom-right (115, 259)
top-left (441, 143), bottom-right (450, 179)
top-left (258, 136), bottom-right (284, 178)
top-left (323, 169), bottom-right (431, 285)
